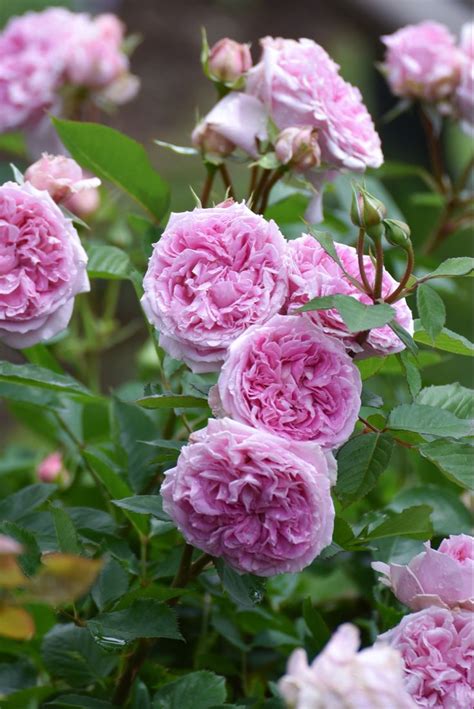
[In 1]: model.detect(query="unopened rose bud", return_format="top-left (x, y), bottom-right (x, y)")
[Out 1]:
top-left (351, 186), bottom-right (387, 235)
top-left (208, 38), bottom-right (252, 83)
top-left (37, 452), bottom-right (70, 486)
top-left (383, 218), bottom-right (412, 248)
top-left (192, 121), bottom-right (235, 157)
top-left (25, 154), bottom-right (101, 204)
top-left (275, 127), bottom-right (321, 171)
top-left (64, 186), bottom-right (101, 218)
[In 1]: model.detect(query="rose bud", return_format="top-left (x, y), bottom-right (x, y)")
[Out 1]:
top-left (37, 452), bottom-right (70, 486)
top-left (25, 154), bottom-right (101, 204)
top-left (351, 185), bottom-right (387, 234)
top-left (275, 127), bottom-right (321, 171)
top-left (208, 38), bottom-right (252, 83)
top-left (191, 122), bottom-right (235, 157)
top-left (383, 218), bottom-right (411, 249)
top-left (64, 185), bottom-right (101, 218)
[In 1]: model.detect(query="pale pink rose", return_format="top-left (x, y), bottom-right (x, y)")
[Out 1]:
top-left (192, 92), bottom-right (268, 158)
top-left (373, 534), bottom-right (474, 612)
top-left (208, 38), bottom-right (252, 83)
top-left (141, 201), bottom-right (288, 373)
top-left (64, 186), bottom-right (101, 218)
top-left (25, 154), bottom-right (101, 203)
top-left (379, 608), bottom-right (474, 708)
top-left (381, 22), bottom-right (463, 101)
top-left (275, 127), bottom-right (321, 171)
top-left (0, 181), bottom-right (89, 349)
top-left (0, 8), bottom-right (73, 132)
top-left (161, 417), bottom-right (334, 576)
top-left (0, 535), bottom-right (22, 555)
top-left (279, 624), bottom-right (416, 708)
top-left (37, 452), bottom-right (64, 483)
top-left (285, 236), bottom-right (414, 357)
top-left (212, 314), bottom-right (361, 449)
top-left (247, 37), bottom-right (383, 171)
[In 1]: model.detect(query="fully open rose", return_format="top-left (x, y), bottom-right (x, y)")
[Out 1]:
top-left (379, 608), bottom-right (474, 708)
top-left (279, 624), bottom-right (416, 708)
top-left (212, 314), bottom-right (361, 449)
top-left (286, 235), bottom-right (414, 356)
top-left (0, 181), bottom-right (89, 348)
top-left (141, 201), bottom-right (288, 372)
top-left (161, 418), bottom-right (335, 576)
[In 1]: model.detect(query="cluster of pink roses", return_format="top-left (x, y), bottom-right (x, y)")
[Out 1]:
top-left (382, 21), bottom-right (474, 134)
top-left (0, 7), bottom-right (139, 134)
top-left (193, 36), bottom-right (383, 221)
top-left (279, 535), bottom-right (474, 707)
top-left (141, 199), bottom-right (413, 576)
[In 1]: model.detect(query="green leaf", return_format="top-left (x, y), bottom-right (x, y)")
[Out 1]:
top-left (153, 671), bottom-right (226, 709)
top-left (45, 695), bottom-right (113, 708)
top-left (87, 245), bottom-right (133, 280)
top-left (416, 284), bottom-right (446, 342)
top-left (0, 484), bottom-right (56, 524)
top-left (302, 599), bottom-right (331, 652)
top-left (51, 506), bottom-right (81, 555)
top-left (87, 600), bottom-right (182, 644)
top-left (398, 351), bottom-right (422, 399)
top-left (416, 383), bottom-right (474, 420)
top-left (41, 624), bottom-right (117, 687)
top-left (335, 433), bottom-right (394, 507)
top-left (389, 321), bottom-right (419, 356)
top-left (363, 505), bottom-right (433, 541)
top-left (1, 686), bottom-right (57, 709)
top-left (419, 439), bottom-right (474, 490)
top-left (112, 495), bottom-right (170, 521)
top-left (0, 362), bottom-right (98, 402)
top-left (356, 357), bottom-right (387, 380)
top-left (214, 559), bottom-right (265, 608)
top-left (91, 559), bottom-right (129, 611)
top-left (388, 486), bottom-right (472, 536)
top-left (53, 118), bottom-right (170, 222)
top-left (388, 404), bottom-right (472, 439)
top-left (136, 394), bottom-right (210, 410)
top-left (298, 295), bottom-right (395, 333)
top-left (413, 320), bottom-right (474, 356)
top-left (22, 344), bottom-right (64, 374)
top-left (422, 257), bottom-right (474, 280)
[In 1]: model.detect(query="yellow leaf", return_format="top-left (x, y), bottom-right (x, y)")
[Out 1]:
top-left (0, 555), bottom-right (28, 588)
top-left (0, 605), bottom-right (35, 640)
top-left (27, 553), bottom-right (103, 605)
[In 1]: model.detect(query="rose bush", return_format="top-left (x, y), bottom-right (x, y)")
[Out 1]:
top-left (0, 6), bottom-right (472, 708)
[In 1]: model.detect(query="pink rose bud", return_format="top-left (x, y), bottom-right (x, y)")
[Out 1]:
top-left (286, 236), bottom-right (414, 357)
top-left (381, 21), bottom-right (463, 101)
top-left (64, 186), bottom-right (101, 218)
top-left (37, 452), bottom-right (69, 484)
top-left (275, 127), bottom-right (321, 171)
top-left (279, 624), bottom-right (416, 708)
top-left (191, 122), bottom-right (235, 157)
top-left (25, 154), bottom-right (101, 204)
top-left (0, 181), bottom-right (89, 349)
top-left (373, 534), bottom-right (474, 611)
top-left (208, 38), bottom-right (252, 83)
top-left (379, 608), bottom-right (473, 708)
top-left (161, 418), bottom-right (334, 576)
top-left (0, 535), bottom-right (23, 555)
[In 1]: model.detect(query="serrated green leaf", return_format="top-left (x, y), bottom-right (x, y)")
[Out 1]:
top-left (388, 404), bottom-right (472, 439)
top-left (87, 245), bottom-right (132, 280)
top-left (136, 394), bottom-right (210, 410)
top-left (416, 383), bottom-right (474, 419)
top-left (388, 485), bottom-right (472, 536)
top-left (298, 295), bottom-right (395, 333)
top-left (422, 257), bottom-right (474, 280)
top-left (413, 321), bottom-right (474, 356)
top-left (91, 558), bottom-right (129, 611)
top-left (112, 495), bottom-right (170, 521)
top-left (416, 284), bottom-right (446, 342)
top-left (398, 351), bottom-right (422, 399)
top-left (419, 439), bottom-right (474, 490)
top-left (363, 505), bottom-right (433, 541)
top-left (335, 433), bottom-right (394, 507)
top-left (0, 363), bottom-right (98, 402)
top-left (87, 600), bottom-right (182, 643)
top-left (214, 559), bottom-right (265, 608)
top-left (302, 599), bottom-right (330, 652)
top-left (0, 484), bottom-right (56, 524)
top-left (51, 506), bottom-right (81, 555)
top-left (152, 670), bottom-right (226, 709)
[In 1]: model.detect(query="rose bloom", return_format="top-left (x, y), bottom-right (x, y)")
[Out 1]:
top-left (379, 608), bottom-right (474, 708)
top-left (373, 534), bottom-right (474, 612)
top-left (286, 235), bottom-right (414, 357)
top-left (161, 418), bottom-right (335, 576)
top-left (279, 623), bottom-right (416, 709)
top-left (0, 181), bottom-right (89, 348)
top-left (247, 37), bottom-right (383, 171)
top-left (141, 201), bottom-right (288, 373)
top-left (381, 22), bottom-right (463, 101)
top-left (211, 315), bottom-right (361, 449)
top-left (275, 127), bottom-right (322, 172)
top-left (25, 154), bottom-right (101, 204)
top-left (192, 92), bottom-right (268, 158)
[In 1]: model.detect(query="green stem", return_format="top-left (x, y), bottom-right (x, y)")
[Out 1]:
top-left (356, 229), bottom-right (373, 295)
top-left (248, 165), bottom-right (259, 203)
top-left (372, 238), bottom-right (384, 300)
top-left (258, 167), bottom-right (286, 215)
top-left (219, 163), bottom-right (235, 199)
top-left (385, 244), bottom-right (415, 303)
top-left (418, 107), bottom-right (447, 194)
top-left (200, 164), bottom-right (217, 207)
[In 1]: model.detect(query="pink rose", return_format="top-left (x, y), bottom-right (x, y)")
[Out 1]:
top-left (212, 314), bottom-right (361, 449)
top-left (381, 22), bottom-right (463, 101)
top-left (285, 235), bottom-right (414, 357)
top-left (192, 92), bottom-right (268, 158)
top-left (0, 181), bottom-right (89, 349)
top-left (141, 201), bottom-right (288, 373)
top-left (25, 154), bottom-right (101, 203)
top-left (373, 534), bottom-right (474, 612)
top-left (279, 624), bottom-right (416, 708)
top-left (208, 38), bottom-right (252, 83)
top-left (379, 608), bottom-right (474, 708)
top-left (247, 37), bottom-right (383, 171)
top-left (36, 451), bottom-right (69, 485)
top-left (161, 418), bottom-right (335, 576)
top-left (275, 127), bottom-right (322, 171)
